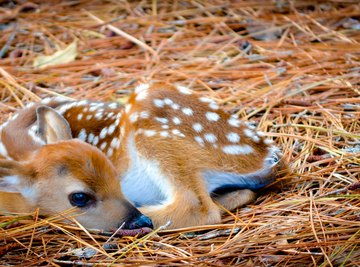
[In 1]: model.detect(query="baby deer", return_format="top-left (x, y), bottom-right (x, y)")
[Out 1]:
top-left (0, 83), bottom-right (285, 229)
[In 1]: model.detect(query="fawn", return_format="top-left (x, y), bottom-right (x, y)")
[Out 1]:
top-left (0, 83), bottom-right (285, 229)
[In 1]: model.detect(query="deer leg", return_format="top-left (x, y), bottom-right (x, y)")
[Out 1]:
top-left (212, 189), bottom-right (257, 211)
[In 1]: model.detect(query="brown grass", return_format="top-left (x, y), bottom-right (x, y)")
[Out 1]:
top-left (0, 0), bottom-right (359, 266)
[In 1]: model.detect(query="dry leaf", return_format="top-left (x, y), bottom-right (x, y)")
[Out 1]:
top-left (33, 42), bottom-right (77, 69)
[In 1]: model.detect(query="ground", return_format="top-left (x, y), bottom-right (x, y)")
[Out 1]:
top-left (0, 1), bottom-right (359, 266)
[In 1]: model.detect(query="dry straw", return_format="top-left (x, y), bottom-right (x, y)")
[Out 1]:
top-left (0, 0), bottom-right (359, 266)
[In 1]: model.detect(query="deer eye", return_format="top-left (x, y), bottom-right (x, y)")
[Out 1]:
top-left (69, 192), bottom-right (94, 208)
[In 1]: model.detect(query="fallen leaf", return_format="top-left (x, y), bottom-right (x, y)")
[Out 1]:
top-left (33, 42), bottom-right (77, 69)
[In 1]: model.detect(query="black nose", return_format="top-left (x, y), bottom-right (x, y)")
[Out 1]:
top-left (127, 214), bottom-right (153, 229)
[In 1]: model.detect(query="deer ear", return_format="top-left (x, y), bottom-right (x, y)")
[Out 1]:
top-left (36, 106), bottom-right (72, 144)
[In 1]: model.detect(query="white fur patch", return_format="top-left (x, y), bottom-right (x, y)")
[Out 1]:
top-left (182, 107), bottom-right (193, 116)
top-left (222, 145), bottom-right (254, 155)
top-left (99, 127), bottom-right (108, 139)
top-left (194, 136), bottom-right (205, 147)
top-left (160, 131), bottom-right (169, 138)
top-left (171, 103), bottom-right (180, 110)
top-left (144, 130), bottom-right (156, 137)
top-left (135, 83), bottom-right (150, 93)
top-left (172, 117), bottom-right (181, 125)
top-left (140, 111), bottom-right (150, 119)
top-left (129, 112), bottom-right (139, 123)
top-left (121, 135), bottom-right (174, 207)
top-left (176, 85), bottom-right (192, 95)
top-left (204, 133), bottom-right (217, 143)
top-left (78, 129), bottom-right (87, 141)
top-left (172, 129), bottom-right (185, 138)
top-left (228, 117), bottom-right (241, 127)
top-left (153, 99), bottom-right (164, 108)
top-left (192, 123), bottom-right (203, 133)
top-left (164, 98), bottom-right (173, 105)
top-left (0, 141), bottom-right (11, 159)
top-left (136, 90), bottom-right (148, 101)
top-left (226, 132), bottom-right (240, 143)
top-left (206, 112), bottom-right (219, 122)
top-left (155, 117), bottom-right (168, 124)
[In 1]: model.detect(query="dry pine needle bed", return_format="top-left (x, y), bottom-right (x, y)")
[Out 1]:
top-left (0, 0), bottom-right (359, 266)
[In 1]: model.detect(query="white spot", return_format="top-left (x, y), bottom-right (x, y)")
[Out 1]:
top-left (206, 112), bottom-right (219, 122)
top-left (78, 129), bottom-right (87, 141)
top-left (40, 97), bottom-right (52, 104)
top-left (99, 127), bottom-right (108, 139)
top-left (172, 129), bottom-right (185, 137)
top-left (94, 112), bottom-right (103, 120)
top-left (107, 148), bottom-right (114, 157)
top-left (108, 103), bottom-right (119, 109)
top-left (204, 133), bottom-right (217, 143)
top-left (246, 121), bottom-right (257, 130)
top-left (264, 138), bottom-right (274, 145)
top-left (10, 113), bottom-right (19, 121)
top-left (144, 130), bottom-right (156, 137)
top-left (110, 137), bottom-right (120, 148)
top-left (160, 131), bottom-right (169, 138)
top-left (164, 98), bottom-right (173, 105)
top-left (222, 145), bottom-right (253, 155)
top-left (192, 123), bottom-right (203, 133)
top-left (155, 117), bottom-right (168, 124)
top-left (77, 100), bottom-right (88, 106)
top-left (108, 124), bottom-right (116, 135)
top-left (114, 117), bottom-right (121, 126)
top-left (153, 99), bottom-right (164, 108)
top-left (140, 111), bottom-right (150, 119)
top-left (26, 102), bottom-right (35, 108)
top-left (228, 117), bottom-right (241, 127)
top-left (89, 106), bottom-right (97, 112)
top-left (209, 102), bottom-right (219, 110)
top-left (86, 115), bottom-right (93, 120)
top-left (171, 103), bottom-right (180, 110)
top-left (87, 133), bottom-right (95, 143)
top-left (176, 85), bottom-right (192, 95)
top-left (136, 90), bottom-right (148, 101)
top-left (92, 136), bottom-right (99, 146)
top-left (182, 107), bottom-right (193, 116)
top-left (162, 125), bottom-right (169, 129)
top-left (135, 83), bottom-right (150, 93)
top-left (172, 117), bottom-right (181, 125)
top-left (194, 136), bottom-right (205, 147)
top-left (77, 113), bottom-right (83, 121)
top-left (100, 142), bottom-right (107, 150)
top-left (244, 128), bottom-right (254, 138)
top-left (226, 132), bottom-right (240, 143)
top-left (257, 131), bottom-right (265, 136)
top-left (0, 142), bottom-right (10, 159)
top-left (199, 97), bottom-right (212, 103)
top-left (125, 104), bottom-right (132, 113)
top-left (58, 102), bottom-right (77, 114)
top-left (252, 135), bottom-right (260, 143)
top-left (129, 112), bottom-right (138, 123)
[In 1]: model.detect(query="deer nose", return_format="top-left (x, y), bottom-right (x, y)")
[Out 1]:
top-left (126, 214), bottom-right (153, 229)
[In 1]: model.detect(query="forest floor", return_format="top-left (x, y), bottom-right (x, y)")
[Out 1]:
top-left (0, 1), bottom-right (359, 266)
